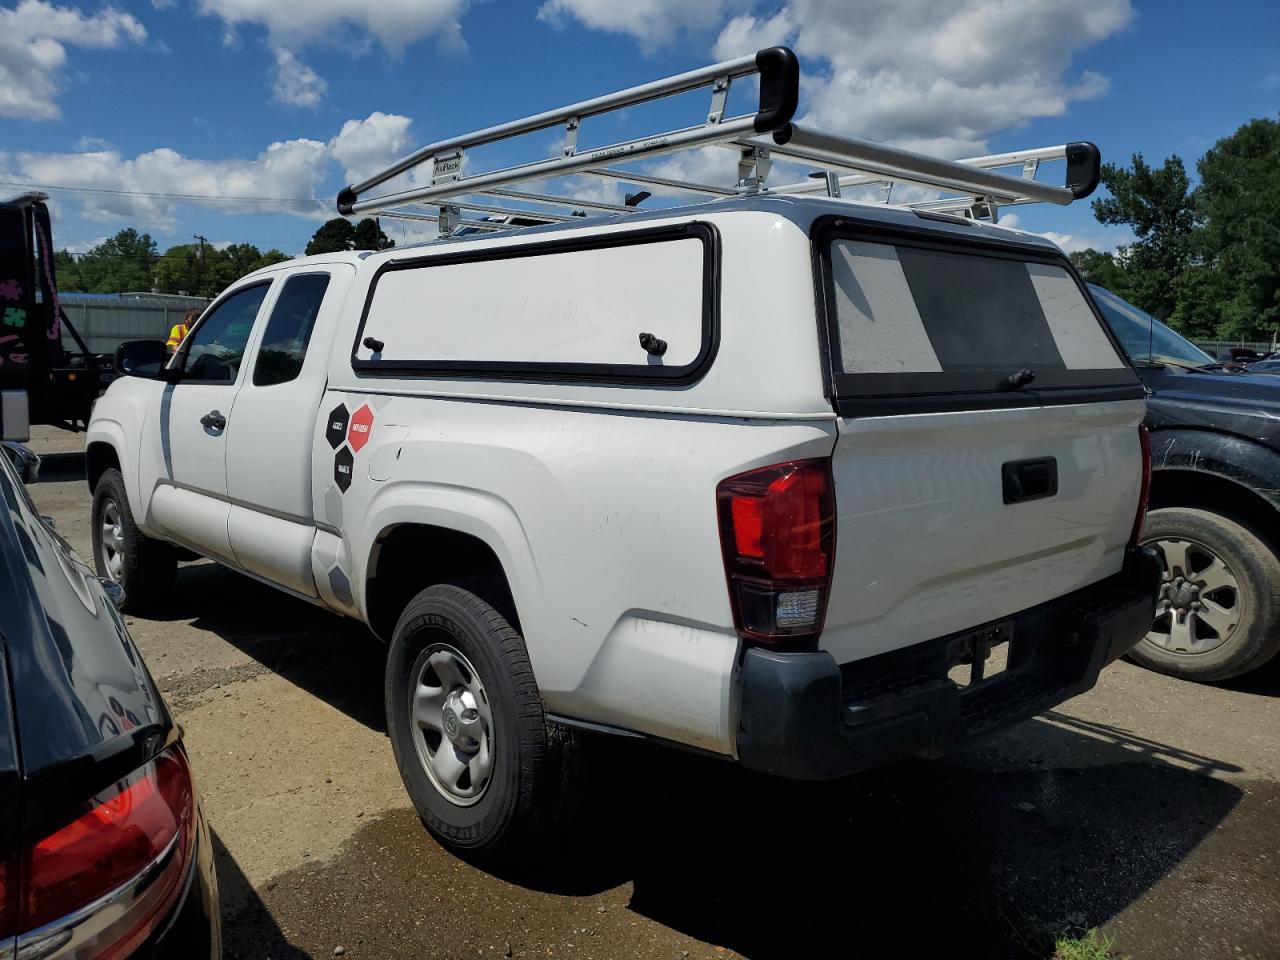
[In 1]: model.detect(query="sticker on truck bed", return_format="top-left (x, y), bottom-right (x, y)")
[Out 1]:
top-left (348, 404), bottom-right (374, 452)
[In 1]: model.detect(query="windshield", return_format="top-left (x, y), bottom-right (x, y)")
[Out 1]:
top-left (1089, 284), bottom-right (1214, 369)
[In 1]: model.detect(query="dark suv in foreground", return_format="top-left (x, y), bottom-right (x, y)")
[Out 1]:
top-left (1092, 285), bottom-right (1280, 681)
top-left (0, 449), bottom-right (219, 957)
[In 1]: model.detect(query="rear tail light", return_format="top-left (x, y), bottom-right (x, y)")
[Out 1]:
top-left (11, 746), bottom-right (195, 958)
top-left (717, 458), bottom-right (837, 648)
top-left (1129, 424), bottom-right (1152, 547)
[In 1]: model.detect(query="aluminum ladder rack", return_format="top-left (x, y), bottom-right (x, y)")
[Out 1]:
top-left (338, 46), bottom-right (1101, 235)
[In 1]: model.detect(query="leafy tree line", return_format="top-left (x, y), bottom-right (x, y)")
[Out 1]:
top-left (53, 217), bottom-right (393, 297)
top-left (1069, 117), bottom-right (1279, 342)
top-left (54, 230), bottom-right (290, 297)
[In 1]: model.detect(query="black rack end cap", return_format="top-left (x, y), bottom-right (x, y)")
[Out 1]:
top-left (753, 46), bottom-right (800, 134)
top-left (1065, 141), bottom-right (1102, 200)
top-left (336, 186), bottom-right (358, 216)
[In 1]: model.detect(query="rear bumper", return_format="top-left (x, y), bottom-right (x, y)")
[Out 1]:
top-left (735, 546), bottom-right (1160, 779)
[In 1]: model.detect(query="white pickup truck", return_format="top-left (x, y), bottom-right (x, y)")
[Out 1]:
top-left (86, 48), bottom-right (1158, 858)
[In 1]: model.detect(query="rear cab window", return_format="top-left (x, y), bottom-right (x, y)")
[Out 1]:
top-left (252, 273), bottom-right (332, 386)
top-left (817, 221), bottom-right (1141, 413)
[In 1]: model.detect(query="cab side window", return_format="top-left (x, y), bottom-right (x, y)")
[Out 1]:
top-left (180, 283), bottom-right (271, 384)
top-left (252, 273), bottom-right (331, 387)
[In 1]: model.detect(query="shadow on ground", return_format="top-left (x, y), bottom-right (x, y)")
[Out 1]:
top-left (213, 828), bottom-right (311, 959)
top-left (238, 728), bottom-right (1254, 960)
top-left (524, 733), bottom-right (1244, 958)
top-left (29, 450), bottom-right (87, 484)
top-left (160, 562), bottom-right (390, 731)
top-left (149, 548), bottom-right (1265, 957)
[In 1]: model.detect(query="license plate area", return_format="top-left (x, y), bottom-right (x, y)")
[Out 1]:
top-left (945, 621), bottom-right (1014, 690)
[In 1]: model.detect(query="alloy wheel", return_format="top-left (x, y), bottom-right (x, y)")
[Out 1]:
top-left (1144, 536), bottom-right (1242, 655)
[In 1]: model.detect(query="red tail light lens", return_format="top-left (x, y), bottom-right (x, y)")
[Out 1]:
top-left (717, 458), bottom-right (837, 647)
top-left (19, 746), bottom-right (195, 957)
top-left (1129, 424), bottom-right (1152, 547)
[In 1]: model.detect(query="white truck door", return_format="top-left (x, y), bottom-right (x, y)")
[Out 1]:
top-left (225, 267), bottom-right (351, 596)
top-left (139, 281), bottom-right (274, 564)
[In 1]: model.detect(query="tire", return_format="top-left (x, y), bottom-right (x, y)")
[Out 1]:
top-left (91, 468), bottom-right (176, 614)
top-left (1128, 507), bottom-right (1280, 681)
top-left (385, 584), bottom-right (577, 861)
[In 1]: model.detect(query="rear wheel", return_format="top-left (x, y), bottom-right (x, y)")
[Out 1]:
top-left (1129, 507), bottom-right (1280, 681)
top-left (91, 468), bottom-right (176, 614)
top-left (385, 584), bottom-right (577, 861)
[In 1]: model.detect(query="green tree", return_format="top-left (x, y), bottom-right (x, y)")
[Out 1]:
top-left (1068, 249), bottom-right (1126, 291)
top-left (70, 228), bottom-right (159, 293)
top-left (352, 218), bottom-right (393, 251)
top-left (54, 250), bottom-right (88, 291)
top-left (153, 243), bottom-right (294, 296)
top-left (1180, 118), bottom-right (1280, 341)
top-left (305, 218), bottom-right (356, 255)
top-left (153, 242), bottom-right (205, 295)
top-left (1092, 154), bottom-right (1195, 320)
top-left (305, 217), bottom-right (393, 255)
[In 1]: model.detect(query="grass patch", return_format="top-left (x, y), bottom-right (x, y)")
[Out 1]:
top-left (1052, 929), bottom-right (1127, 960)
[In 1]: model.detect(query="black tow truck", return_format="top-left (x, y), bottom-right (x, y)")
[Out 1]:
top-left (1, 192), bottom-right (116, 441)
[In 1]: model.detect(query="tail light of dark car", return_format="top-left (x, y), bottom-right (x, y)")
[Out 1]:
top-left (1129, 424), bottom-right (1152, 547)
top-left (2, 745), bottom-right (196, 958)
top-left (717, 458), bottom-right (837, 649)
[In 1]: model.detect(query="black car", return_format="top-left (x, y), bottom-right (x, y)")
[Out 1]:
top-left (1244, 358), bottom-right (1280, 375)
top-left (0, 450), bottom-right (219, 956)
top-left (1092, 284), bottom-right (1280, 681)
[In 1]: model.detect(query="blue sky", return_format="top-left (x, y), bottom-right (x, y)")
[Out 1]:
top-left (0, 0), bottom-right (1275, 262)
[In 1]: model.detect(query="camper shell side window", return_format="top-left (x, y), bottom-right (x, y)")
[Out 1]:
top-left (350, 222), bottom-right (720, 385)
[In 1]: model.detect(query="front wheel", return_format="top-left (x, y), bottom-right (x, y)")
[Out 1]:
top-left (384, 584), bottom-right (577, 861)
top-left (91, 468), bottom-right (176, 614)
top-left (1128, 507), bottom-right (1280, 681)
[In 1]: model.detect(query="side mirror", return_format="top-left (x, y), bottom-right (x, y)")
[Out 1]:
top-left (114, 340), bottom-right (171, 379)
top-left (1, 441), bottom-right (40, 482)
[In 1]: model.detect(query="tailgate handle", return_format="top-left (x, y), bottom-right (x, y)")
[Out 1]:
top-left (1002, 457), bottom-right (1058, 504)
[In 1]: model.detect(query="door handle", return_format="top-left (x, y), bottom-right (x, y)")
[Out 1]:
top-left (1002, 457), bottom-right (1058, 504)
top-left (200, 410), bottom-right (227, 431)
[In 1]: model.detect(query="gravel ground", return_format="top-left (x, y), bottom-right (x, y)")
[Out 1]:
top-left (21, 427), bottom-right (1280, 959)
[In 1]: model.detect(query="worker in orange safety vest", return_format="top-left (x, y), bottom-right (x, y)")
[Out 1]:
top-left (166, 309), bottom-right (199, 354)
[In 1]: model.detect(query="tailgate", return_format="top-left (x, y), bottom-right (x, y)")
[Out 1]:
top-left (813, 224), bottom-right (1145, 665)
top-left (821, 399), bottom-right (1145, 663)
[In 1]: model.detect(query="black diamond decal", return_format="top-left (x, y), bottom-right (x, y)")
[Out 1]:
top-left (334, 446), bottom-right (354, 492)
top-left (326, 404), bottom-right (349, 449)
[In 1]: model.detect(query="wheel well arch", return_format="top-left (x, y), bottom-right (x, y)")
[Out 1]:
top-left (86, 441), bottom-right (121, 494)
top-left (1149, 468), bottom-right (1280, 554)
top-left (364, 523), bottom-right (519, 641)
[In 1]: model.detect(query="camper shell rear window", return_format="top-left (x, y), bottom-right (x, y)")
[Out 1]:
top-left (815, 218), bottom-right (1142, 415)
top-left (351, 222), bottom-right (719, 385)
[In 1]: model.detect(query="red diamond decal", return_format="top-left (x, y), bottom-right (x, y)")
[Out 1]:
top-left (348, 404), bottom-right (374, 453)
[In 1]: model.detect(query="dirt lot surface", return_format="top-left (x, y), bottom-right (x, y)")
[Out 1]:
top-left (21, 426), bottom-right (1280, 959)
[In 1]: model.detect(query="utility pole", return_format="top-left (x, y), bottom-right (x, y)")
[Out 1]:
top-left (192, 234), bottom-right (207, 296)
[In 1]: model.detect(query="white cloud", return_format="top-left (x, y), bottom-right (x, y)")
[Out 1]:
top-left (0, 1), bottom-right (147, 120)
top-left (197, 0), bottom-right (469, 118)
top-left (329, 112), bottom-right (414, 186)
top-left (272, 47), bottom-right (326, 108)
top-left (711, 0), bottom-right (1131, 156)
top-left (197, 0), bottom-right (468, 53)
top-left (538, 0), bottom-right (751, 49)
top-left (0, 139), bottom-right (330, 229)
top-left (0, 110), bottom-right (429, 232)
top-left (1036, 228), bottom-right (1132, 254)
